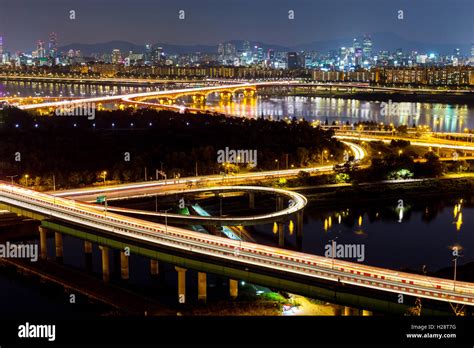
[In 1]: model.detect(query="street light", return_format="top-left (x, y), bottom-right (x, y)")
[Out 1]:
top-left (321, 150), bottom-right (328, 165)
top-left (24, 174), bottom-right (29, 187)
top-left (329, 237), bottom-right (338, 270)
top-left (275, 159), bottom-right (279, 170)
top-left (6, 175), bottom-right (18, 185)
top-left (102, 171), bottom-right (107, 185)
top-left (161, 208), bottom-right (173, 234)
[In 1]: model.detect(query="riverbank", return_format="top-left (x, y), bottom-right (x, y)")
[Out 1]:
top-left (293, 175), bottom-right (474, 208)
top-left (281, 90), bottom-right (474, 105)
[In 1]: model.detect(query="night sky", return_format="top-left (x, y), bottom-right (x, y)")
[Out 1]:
top-left (0, 0), bottom-right (473, 52)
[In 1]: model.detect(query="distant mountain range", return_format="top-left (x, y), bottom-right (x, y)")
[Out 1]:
top-left (58, 33), bottom-right (470, 56)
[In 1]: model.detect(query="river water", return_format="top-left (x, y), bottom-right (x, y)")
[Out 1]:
top-left (1, 80), bottom-right (473, 133)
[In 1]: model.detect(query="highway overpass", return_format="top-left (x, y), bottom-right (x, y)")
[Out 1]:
top-left (1, 182), bottom-right (474, 308)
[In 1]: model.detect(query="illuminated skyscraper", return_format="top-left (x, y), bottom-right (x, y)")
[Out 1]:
top-left (363, 35), bottom-right (372, 59)
top-left (49, 32), bottom-right (57, 58)
top-left (287, 52), bottom-right (298, 69)
top-left (225, 42), bottom-right (236, 59)
top-left (353, 38), bottom-right (362, 51)
top-left (144, 43), bottom-right (152, 63)
top-left (111, 49), bottom-right (122, 64)
top-left (37, 40), bottom-right (46, 58)
top-left (0, 36), bottom-right (3, 64)
top-left (243, 41), bottom-right (251, 54)
top-left (152, 46), bottom-right (163, 65)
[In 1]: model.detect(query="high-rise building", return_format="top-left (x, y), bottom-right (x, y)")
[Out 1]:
top-left (267, 49), bottom-right (275, 61)
top-left (243, 41), bottom-right (251, 54)
top-left (144, 44), bottom-right (152, 63)
top-left (354, 48), bottom-right (363, 67)
top-left (257, 47), bottom-right (263, 63)
top-left (363, 35), bottom-right (372, 59)
top-left (0, 36), bottom-right (3, 64)
top-left (471, 43), bottom-right (474, 58)
top-left (37, 40), bottom-right (46, 58)
top-left (152, 47), bottom-right (163, 65)
top-left (49, 32), bottom-right (57, 58)
top-left (218, 43), bottom-right (225, 56)
top-left (111, 49), bottom-right (122, 64)
top-left (225, 42), bottom-right (236, 58)
top-left (353, 38), bottom-right (362, 51)
top-left (287, 52), bottom-right (298, 69)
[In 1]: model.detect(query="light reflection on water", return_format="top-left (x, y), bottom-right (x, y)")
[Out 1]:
top-left (202, 95), bottom-right (473, 133)
top-left (251, 197), bottom-right (474, 274)
top-left (2, 81), bottom-right (472, 133)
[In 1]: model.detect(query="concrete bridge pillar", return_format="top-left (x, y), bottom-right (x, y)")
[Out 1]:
top-left (198, 272), bottom-right (207, 303)
top-left (54, 232), bottom-right (63, 259)
top-left (38, 226), bottom-right (48, 260)
top-left (150, 259), bottom-right (159, 276)
top-left (249, 192), bottom-right (255, 209)
top-left (229, 279), bottom-right (238, 299)
top-left (120, 251), bottom-right (129, 280)
top-left (333, 305), bottom-right (343, 316)
top-left (192, 94), bottom-right (206, 104)
top-left (362, 309), bottom-right (373, 316)
top-left (84, 240), bottom-right (93, 254)
top-left (296, 211), bottom-right (303, 250)
top-left (175, 266), bottom-right (187, 304)
top-left (243, 89), bottom-right (256, 98)
top-left (296, 211), bottom-right (303, 238)
top-left (344, 306), bottom-right (358, 316)
top-left (219, 92), bottom-right (232, 101)
top-left (99, 246), bottom-right (110, 282)
top-left (277, 196), bottom-right (284, 211)
top-left (278, 222), bottom-right (285, 247)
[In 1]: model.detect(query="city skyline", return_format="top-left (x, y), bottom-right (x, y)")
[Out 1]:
top-left (0, 0), bottom-right (473, 53)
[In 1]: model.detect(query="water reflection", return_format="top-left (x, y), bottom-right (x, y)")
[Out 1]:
top-left (2, 81), bottom-right (473, 133)
top-left (0, 80), bottom-right (165, 99)
top-left (251, 197), bottom-right (474, 273)
top-left (204, 95), bottom-right (473, 133)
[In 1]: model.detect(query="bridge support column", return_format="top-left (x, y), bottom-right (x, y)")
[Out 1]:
top-left (362, 310), bottom-right (373, 316)
top-left (277, 196), bottom-right (284, 211)
top-left (344, 306), bottom-right (357, 316)
top-left (99, 246), bottom-right (110, 282)
top-left (84, 240), bottom-right (93, 254)
top-left (120, 251), bottom-right (129, 280)
top-left (278, 222), bottom-right (285, 247)
top-left (198, 272), bottom-right (207, 303)
top-left (38, 226), bottom-right (48, 260)
top-left (175, 267), bottom-right (187, 304)
top-left (150, 259), bottom-right (159, 276)
top-left (296, 211), bottom-right (303, 250)
top-left (296, 211), bottom-right (303, 238)
top-left (249, 192), bottom-right (255, 209)
top-left (229, 279), bottom-right (238, 299)
top-left (54, 232), bottom-right (63, 260)
top-left (333, 306), bottom-right (342, 316)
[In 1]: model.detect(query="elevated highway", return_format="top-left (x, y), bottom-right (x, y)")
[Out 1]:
top-left (1, 182), bottom-right (473, 307)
